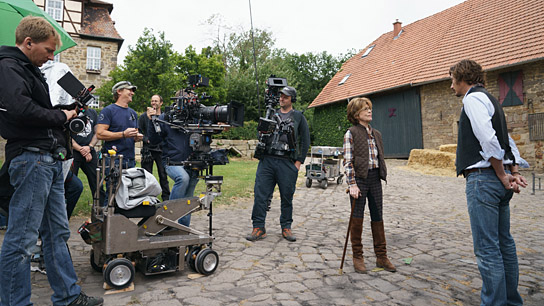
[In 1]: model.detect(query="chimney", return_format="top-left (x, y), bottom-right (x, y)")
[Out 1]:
top-left (393, 19), bottom-right (402, 37)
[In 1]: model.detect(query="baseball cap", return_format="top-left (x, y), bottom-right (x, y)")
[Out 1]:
top-left (112, 81), bottom-right (137, 94)
top-left (279, 86), bottom-right (296, 97)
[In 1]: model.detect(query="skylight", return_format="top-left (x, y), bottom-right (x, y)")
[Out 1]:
top-left (361, 45), bottom-right (375, 58)
top-left (338, 74), bottom-right (351, 85)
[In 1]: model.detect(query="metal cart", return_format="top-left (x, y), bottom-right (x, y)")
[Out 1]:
top-left (305, 146), bottom-right (343, 189)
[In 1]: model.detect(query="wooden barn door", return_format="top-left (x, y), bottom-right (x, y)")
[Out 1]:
top-left (370, 88), bottom-right (423, 158)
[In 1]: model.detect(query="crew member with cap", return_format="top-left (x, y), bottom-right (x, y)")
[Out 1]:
top-left (246, 86), bottom-right (310, 242)
top-left (96, 81), bottom-right (143, 169)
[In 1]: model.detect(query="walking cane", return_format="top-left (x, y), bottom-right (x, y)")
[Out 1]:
top-left (339, 189), bottom-right (357, 275)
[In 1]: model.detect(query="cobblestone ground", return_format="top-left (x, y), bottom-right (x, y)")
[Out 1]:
top-left (1, 160), bottom-right (543, 305)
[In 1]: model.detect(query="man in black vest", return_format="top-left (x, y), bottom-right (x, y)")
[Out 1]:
top-left (450, 59), bottom-right (527, 306)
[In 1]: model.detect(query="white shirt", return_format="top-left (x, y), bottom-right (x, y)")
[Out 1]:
top-left (462, 88), bottom-right (523, 169)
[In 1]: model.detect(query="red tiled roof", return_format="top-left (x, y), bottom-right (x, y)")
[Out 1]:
top-left (309, 0), bottom-right (544, 108)
top-left (80, 6), bottom-right (123, 41)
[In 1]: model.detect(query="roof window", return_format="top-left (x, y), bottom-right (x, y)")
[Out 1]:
top-left (338, 74), bottom-right (351, 85)
top-left (361, 45), bottom-right (375, 58)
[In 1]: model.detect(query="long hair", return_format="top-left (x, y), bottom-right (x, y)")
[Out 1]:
top-left (449, 59), bottom-right (485, 86)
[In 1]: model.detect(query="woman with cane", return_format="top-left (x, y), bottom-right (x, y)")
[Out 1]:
top-left (342, 97), bottom-right (396, 273)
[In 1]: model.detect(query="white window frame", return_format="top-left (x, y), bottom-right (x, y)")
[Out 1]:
top-left (46, 0), bottom-right (63, 21)
top-left (338, 74), bottom-right (351, 85)
top-left (86, 47), bottom-right (101, 71)
top-left (361, 45), bottom-right (375, 58)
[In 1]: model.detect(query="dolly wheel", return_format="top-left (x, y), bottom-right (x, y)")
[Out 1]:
top-left (337, 177), bottom-right (343, 185)
top-left (305, 178), bottom-right (312, 188)
top-left (186, 246), bottom-right (201, 272)
top-left (320, 179), bottom-right (328, 189)
top-left (103, 258), bottom-right (134, 290)
top-left (90, 249), bottom-right (102, 273)
top-left (195, 249), bottom-right (219, 275)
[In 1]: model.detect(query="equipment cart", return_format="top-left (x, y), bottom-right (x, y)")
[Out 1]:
top-left (305, 146), bottom-right (343, 189)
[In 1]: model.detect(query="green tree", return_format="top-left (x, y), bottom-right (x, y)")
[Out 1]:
top-left (95, 28), bottom-right (183, 112)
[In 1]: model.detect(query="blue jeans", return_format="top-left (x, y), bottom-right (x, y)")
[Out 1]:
top-left (251, 156), bottom-right (299, 229)
top-left (165, 164), bottom-right (199, 226)
top-left (465, 169), bottom-right (523, 306)
top-left (64, 170), bottom-right (83, 219)
top-left (0, 151), bottom-right (80, 305)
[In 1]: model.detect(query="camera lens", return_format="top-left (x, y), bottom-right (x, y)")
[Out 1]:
top-left (69, 118), bottom-right (85, 134)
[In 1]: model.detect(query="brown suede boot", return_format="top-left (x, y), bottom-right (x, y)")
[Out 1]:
top-left (350, 217), bottom-right (366, 273)
top-left (371, 220), bottom-right (396, 272)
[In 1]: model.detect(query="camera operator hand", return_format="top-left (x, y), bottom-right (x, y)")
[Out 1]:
top-left (146, 107), bottom-right (158, 120)
top-left (62, 109), bottom-right (77, 122)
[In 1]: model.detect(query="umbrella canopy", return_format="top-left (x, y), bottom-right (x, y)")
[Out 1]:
top-left (0, 0), bottom-right (76, 54)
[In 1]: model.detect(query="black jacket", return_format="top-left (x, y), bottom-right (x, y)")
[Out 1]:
top-left (0, 46), bottom-right (68, 213)
top-left (0, 46), bottom-right (68, 159)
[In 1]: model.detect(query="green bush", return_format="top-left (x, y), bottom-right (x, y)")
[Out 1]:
top-left (312, 102), bottom-right (350, 147)
top-left (215, 120), bottom-right (258, 140)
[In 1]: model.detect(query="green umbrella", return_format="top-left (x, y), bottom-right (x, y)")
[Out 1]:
top-left (0, 0), bottom-right (76, 54)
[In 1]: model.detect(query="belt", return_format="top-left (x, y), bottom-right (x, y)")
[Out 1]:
top-left (462, 165), bottom-right (509, 177)
top-left (22, 146), bottom-right (66, 161)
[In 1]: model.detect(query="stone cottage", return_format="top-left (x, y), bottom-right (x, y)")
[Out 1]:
top-left (309, 0), bottom-right (544, 171)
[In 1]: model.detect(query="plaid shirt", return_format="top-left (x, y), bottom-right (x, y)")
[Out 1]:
top-left (343, 125), bottom-right (379, 186)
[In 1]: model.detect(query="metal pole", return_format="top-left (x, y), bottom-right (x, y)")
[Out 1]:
top-left (248, 0), bottom-right (261, 117)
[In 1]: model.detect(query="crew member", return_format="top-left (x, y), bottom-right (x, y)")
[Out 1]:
top-left (246, 86), bottom-right (310, 242)
top-left (450, 59), bottom-right (527, 305)
top-left (343, 97), bottom-right (396, 273)
top-left (96, 81), bottom-right (142, 169)
top-left (0, 16), bottom-right (103, 306)
top-left (146, 91), bottom-right (198, 226)
top-left (139, 94), bottom-right (170, 200)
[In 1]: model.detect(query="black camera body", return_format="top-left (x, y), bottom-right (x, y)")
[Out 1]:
top-left (156, 75), bottom-right (244, 171)
top-left (254, 76), bottom-right (296, 160)
top-left (55, 71), bottom-right (96, 134)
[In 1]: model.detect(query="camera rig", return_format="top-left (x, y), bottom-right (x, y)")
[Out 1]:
top-left (152, 75), bottom-right (245, 173)
top-left (254, 75), bottom-right (296, 160)
top-left (55, 71), bottom-right (96, 134)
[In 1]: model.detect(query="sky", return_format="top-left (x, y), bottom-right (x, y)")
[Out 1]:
top-left (110, 0), bottom-right (466, 65)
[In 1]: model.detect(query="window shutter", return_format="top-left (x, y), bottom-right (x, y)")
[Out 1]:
top-left (498, 70), bottom-right (523, 106)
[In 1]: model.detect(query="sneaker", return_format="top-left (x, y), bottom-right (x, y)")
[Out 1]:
top-left (246, 227), bottom-right (267, 241)
top-left (68, 292), bottom-right (104, 306)
top-left (282, 228), bottom-right (296, 242)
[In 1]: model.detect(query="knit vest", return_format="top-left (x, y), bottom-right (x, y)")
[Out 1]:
top-left (455, 86), bottom-right (514, 175)
top-left (349, 124), bottom-right (387, 181)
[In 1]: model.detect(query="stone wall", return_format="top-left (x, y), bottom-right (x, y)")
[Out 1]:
top-left (420, 61), bottom-right (544, 171)
top-left (60, 37), bottom-right (119, 100)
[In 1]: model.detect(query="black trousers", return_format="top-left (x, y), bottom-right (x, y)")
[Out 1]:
top-left (72, 149), bottom-right (106, 203)
top-left (350, 169), bottom-right (383, 221)
top-left (141, 150), bottom-right (170, 201)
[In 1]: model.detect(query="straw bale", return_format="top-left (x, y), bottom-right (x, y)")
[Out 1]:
top-left (439, 144), bottom-right (457, 154)
top-left (408, 149), bottom-right (455, 168)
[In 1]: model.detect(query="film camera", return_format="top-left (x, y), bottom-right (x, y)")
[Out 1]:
top-left (153, 75), bottom-right (244, 170)
top-left (254, 76), bottom-right (296, 160)
top-left (55, 71), bottom-right (96, 134)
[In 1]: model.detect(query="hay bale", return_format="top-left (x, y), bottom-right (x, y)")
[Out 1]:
top-left (439, 144), bottom-right (457, 154)
top-left (407, 149), bottom-right (456, 169)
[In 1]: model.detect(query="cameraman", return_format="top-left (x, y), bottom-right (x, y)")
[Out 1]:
top-left (146, 91), bottom-right (198, 226)
top-left (247, 86), bottom-right (310, 242)
top-left (0, 16), bottom-right (103, 306)
top-left (138, 94), bottom-right (170, 201)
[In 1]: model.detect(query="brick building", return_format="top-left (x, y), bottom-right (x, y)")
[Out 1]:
top-left (310, 0), bottom-right (544, 171)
